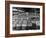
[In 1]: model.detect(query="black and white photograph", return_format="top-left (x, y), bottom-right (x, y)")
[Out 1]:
top-left (12, 7), bottom-right (40, 30)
